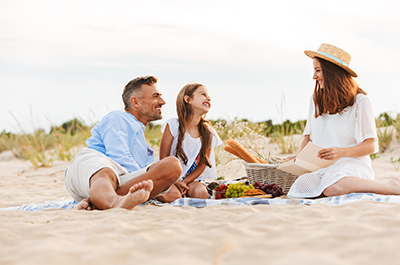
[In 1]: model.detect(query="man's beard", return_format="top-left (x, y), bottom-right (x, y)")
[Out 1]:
top-left (141, 109), bottom-right (162, 122)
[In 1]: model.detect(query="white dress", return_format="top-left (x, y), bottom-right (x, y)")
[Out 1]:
top-left (287, 94), bottom-right (379, 198)
top-left (161, 118), bottom-right (223, 182)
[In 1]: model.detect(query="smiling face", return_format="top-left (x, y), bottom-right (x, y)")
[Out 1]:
top-left (136, 83), bottom-right (166, 125)
top-left (185, 86), bottom-right (211, 116)
top-left (313, 58), bottom-right (324, 89)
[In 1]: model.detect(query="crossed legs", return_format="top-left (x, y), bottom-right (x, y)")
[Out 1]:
top-left (82, 157), bottom-right (182, 210)
top-left (88, 168), bottom-right (153, 210)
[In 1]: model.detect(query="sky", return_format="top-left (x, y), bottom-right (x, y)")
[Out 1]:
top-left (1, 0), bottom-right (400, 133)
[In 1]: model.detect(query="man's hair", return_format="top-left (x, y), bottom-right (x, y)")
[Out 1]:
top-left (122, 76), bottom-right (158, 111)
top-left (313, 58), bottom-right (366, 117)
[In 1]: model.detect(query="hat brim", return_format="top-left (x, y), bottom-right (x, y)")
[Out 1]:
top-left (304, 50), bottom-right (357, 77)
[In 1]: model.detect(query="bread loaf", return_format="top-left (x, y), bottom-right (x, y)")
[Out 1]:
top-left (226, 139), bottom-right (260, 164)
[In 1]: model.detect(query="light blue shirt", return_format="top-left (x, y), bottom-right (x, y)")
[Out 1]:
top-left (86, 110), bottom-right (154, 173)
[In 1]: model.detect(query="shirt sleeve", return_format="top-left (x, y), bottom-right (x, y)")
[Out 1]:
top-left (209, 126), bottom-right (223, 149)
top-left (303, 95), bottom-right (314, 136)
top-left (354, 95), bottom-right (379, 153)
top-left (100, 112), bottom-right (142, 172)
top-left (161, 118), bottom-right (179, 137)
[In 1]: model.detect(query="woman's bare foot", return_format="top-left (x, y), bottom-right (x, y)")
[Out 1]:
top-left (388, 178), bottom-right (400, 195)
top-left (111, 180), bottom-right (154, 210)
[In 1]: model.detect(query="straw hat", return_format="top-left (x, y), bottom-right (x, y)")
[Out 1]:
top-left (304, 43), bottom-right (357, 77)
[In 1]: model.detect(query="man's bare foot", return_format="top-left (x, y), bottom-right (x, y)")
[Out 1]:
top-left (111, 180), bottom-right (153, 210)
top-left (388, 178), bottom-right (400, 195)
top-left (73, 197), bottom-right (92, 210)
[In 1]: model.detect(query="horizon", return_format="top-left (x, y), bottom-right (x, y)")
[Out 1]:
top-left (3, 107), bottom-right (398, 135)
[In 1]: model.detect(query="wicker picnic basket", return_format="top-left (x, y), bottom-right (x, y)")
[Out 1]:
top-left (243, 161), bottom-right (299, 195)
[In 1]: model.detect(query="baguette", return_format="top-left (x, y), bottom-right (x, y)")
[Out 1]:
top-left (223, 145), bottom-right (242, 159)
top-left (255, 157), bottom-right (268, 164)
top-left (226, 139), bottom-right (260, 164)
top-left (244, 189), bottom-right (266, 196)
top-left (225, 144), bottom-right (267, 164)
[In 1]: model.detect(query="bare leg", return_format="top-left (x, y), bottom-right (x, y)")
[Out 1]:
top-left (187, 182), bottom-right (209, 199)
top-left (89, 167), bottom-right (153, 210)
top-left (323, 177), bottom-right (400, 197)
top-left (156, 184), bottom-right (182, 203)
top-left (116, 157), bottom-right (182, 199)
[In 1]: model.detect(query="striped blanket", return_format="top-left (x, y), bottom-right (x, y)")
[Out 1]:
top-left (2, 193), bottom-right (400, 211)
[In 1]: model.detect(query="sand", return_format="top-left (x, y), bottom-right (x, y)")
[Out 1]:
top-left (1, 140), bottom-right (400, 265)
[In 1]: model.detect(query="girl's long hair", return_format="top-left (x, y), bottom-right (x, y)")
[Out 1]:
top-left (175, 83), bottom-right (212, 167)
top-left (313, 58), bottom-right (366, 117)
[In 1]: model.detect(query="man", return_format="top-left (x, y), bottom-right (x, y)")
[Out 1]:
top-left (65, 76), bottom-right (182, 210)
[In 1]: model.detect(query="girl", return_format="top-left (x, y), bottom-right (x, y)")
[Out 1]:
top-left (287, 43), bottom-right (400, 198)
top-left (159, 83), bottom-right (222, 199)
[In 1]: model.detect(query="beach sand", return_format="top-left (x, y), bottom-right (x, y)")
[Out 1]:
top-left (1, 140), bottom-right (400, 265)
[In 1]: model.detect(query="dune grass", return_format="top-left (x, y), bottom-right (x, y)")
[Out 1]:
top-left (390, 157), bottom-right (400, 171)
top-left (214, 119), bottom-right (300, 166)
top-left (268, 120), bottom-right (304, 155)
top-left (375, 112), bottom-right (400, 153)
top-left (214, 119), bottom-right (274, 165)
top-left (392, 114), bottom-right (400, 140)
top-left (0, 118), bottom-right (163, 169)
top-left (1, 112), bottom-right (399, 169)
top-left (0, 119), bottom-right (92, 169)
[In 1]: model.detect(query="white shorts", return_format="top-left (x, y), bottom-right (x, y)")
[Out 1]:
top-left (65, 148), bottom-right (149, 202)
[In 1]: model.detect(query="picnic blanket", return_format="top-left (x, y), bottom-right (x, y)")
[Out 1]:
top-left (2, 193), bottom-right (400, 211)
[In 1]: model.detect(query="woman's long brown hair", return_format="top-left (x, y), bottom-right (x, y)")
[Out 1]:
top-left (175, 83), bottom-right (212, 167)
top-left (313, 58), bottom-right (366, 118)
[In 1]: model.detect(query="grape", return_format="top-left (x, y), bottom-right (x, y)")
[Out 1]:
top-left (251, 182), bottom-right (284, 198)
top-left (214, 182), bottom-right (259, 199)
top-left (225, 182), bottom-right (254, 198)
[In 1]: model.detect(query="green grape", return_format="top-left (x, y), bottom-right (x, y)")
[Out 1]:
top-left (225, 182), bottom-right (255, 198)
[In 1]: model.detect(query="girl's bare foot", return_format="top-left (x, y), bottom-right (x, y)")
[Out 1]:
top-left (73, 197), bottom-right (92, 210)
top-left (111, 180), bottom-right (154, 210)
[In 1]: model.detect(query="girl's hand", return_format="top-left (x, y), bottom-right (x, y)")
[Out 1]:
top-left (175, 182), bottom-right (189, 196)
top-left (318, 147), bottom-right (344, 160)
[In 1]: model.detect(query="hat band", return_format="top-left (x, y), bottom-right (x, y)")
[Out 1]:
top-left (317, 51), bottom-right (349, 67)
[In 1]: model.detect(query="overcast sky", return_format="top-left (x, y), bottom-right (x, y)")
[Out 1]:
top-left (1, 0), bottom-right (400, 133)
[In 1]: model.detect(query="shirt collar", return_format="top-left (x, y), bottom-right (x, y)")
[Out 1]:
top-left (127, 112), bottom-right (146, 131)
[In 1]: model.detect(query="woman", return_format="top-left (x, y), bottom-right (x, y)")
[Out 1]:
top-left (287, 43), bottom-right (400, 198)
